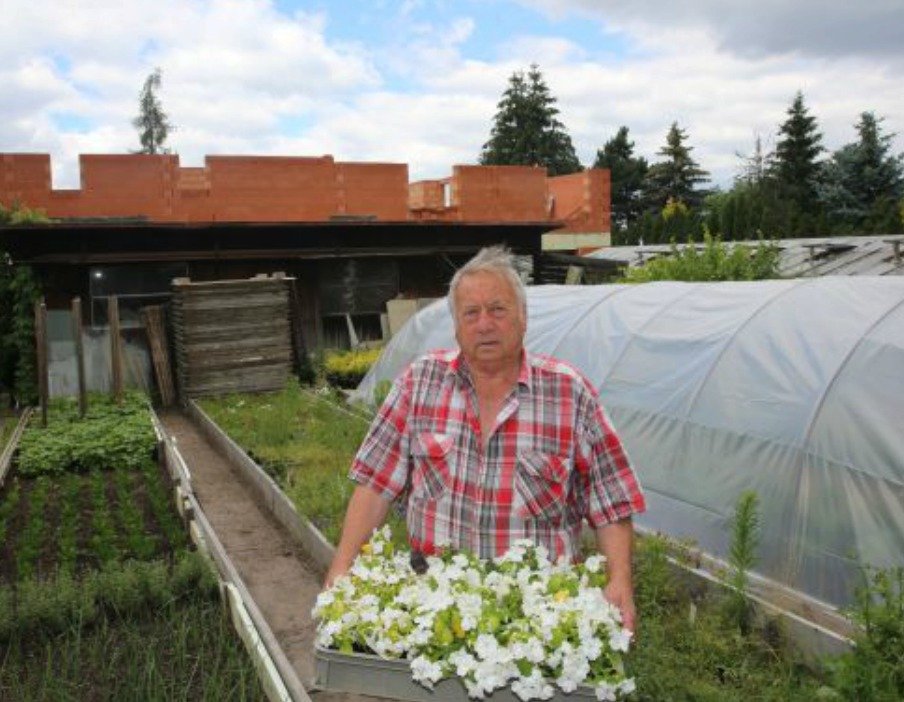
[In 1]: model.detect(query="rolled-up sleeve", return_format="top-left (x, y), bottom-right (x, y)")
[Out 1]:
top-left (575, 389), bottom-right (646, 527)
top-left (349, 368), bottom-right (412, 502)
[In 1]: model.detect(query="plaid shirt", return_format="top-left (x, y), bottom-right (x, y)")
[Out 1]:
top-left (349, 349), bottom-right (645, 562)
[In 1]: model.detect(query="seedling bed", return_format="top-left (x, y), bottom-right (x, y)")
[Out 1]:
top-left (0, 461), bottom-right (188, 585)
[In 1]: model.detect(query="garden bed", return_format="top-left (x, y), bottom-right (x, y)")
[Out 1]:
top-left (0, 392), bottom-right (266, 700)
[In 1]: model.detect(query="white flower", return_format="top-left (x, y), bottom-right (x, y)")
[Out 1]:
top-left (584, 554), bottom-right (605, 573)
top-left (410, 656), bottom-right (444, 688)
top-left (511, 668), bottom-right (555, 701)
top-left (595, 681), bottom-right (619, 701)
top-left (608, 627), bottom-right (633, 653)
top-left (618, 678), bottom-right (636, 695)
top-left (449, 649), bottom-right (478, 677)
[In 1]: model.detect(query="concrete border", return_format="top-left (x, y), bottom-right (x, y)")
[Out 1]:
top-left (185, 399), bottom-right (336, 571)
top-left (0, 409), bottom-right (33, 488)
top-left (151, 409), bottom-right (310, 702)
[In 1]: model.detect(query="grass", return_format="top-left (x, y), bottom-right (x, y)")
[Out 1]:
top-left (0, 570), bottom-right (265, 701)
top-left (200, 380), bottom-right (405, 545)
top-left (200, 382), bottom-right (850, 698)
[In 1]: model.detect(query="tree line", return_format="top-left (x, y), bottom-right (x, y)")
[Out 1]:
top-left (480, 65), bottom-right (904, 244)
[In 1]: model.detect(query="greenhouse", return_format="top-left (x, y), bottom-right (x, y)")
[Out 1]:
top-left (354, 277), bottom-right (904, 608)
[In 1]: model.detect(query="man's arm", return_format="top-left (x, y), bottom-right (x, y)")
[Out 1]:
top-left (595, 516), bottom-right (636, 632)
top-left (324, 484), bottom-right (392, 587)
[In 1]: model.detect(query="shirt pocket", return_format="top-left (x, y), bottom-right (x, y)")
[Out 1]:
top-left (411, 432), bottom-right (454, 501)
top-left (515, 450), bottom-right (570, 523)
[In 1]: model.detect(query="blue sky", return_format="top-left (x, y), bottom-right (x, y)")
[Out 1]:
top-left (1, 0), bottom-right (902, 191)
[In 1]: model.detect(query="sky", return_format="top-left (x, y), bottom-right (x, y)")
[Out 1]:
top-left (2, 0), bottom-right (902, 191)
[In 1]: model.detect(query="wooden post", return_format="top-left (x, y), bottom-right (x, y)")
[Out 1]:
top-left (141, 306), bottom-right (175, 408)
top-left (109, 296), bottom-right (124, 404)
top-left (71, 297), bottom-right (87, 417)
top-left (34, 299), bottom-right (49, 427)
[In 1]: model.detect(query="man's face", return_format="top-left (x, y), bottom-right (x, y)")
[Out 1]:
top-left (453, 271), bottom-right (526, 369)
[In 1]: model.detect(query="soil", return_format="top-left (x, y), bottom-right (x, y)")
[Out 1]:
top-left (158, 411), bottom-right (377, 702)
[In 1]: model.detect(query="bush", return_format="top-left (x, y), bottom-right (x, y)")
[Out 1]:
top-left (621, 232), bottom-right (781, 283)
top-left (323, 346), bottom-right (383, 389)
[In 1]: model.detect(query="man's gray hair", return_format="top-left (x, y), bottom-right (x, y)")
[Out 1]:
top-left (448, 246), bottom-right (527, 318)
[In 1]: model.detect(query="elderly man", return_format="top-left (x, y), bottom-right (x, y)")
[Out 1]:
top-left (325, 246), bottom-right (645, 630)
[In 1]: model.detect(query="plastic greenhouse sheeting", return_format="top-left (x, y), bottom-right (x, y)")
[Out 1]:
top-left (353, 277), bottom-right (904, 607)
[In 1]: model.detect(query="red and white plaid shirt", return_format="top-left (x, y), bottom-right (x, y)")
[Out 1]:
top-left (350, 349), bottom-right (645, 562)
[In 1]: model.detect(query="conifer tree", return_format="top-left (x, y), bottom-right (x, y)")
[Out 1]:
top-left (773, 91), bottom-right (824, 214)
top-left (480, 64), bottom-right (582, 176)
top-left (133, 68), bottom-right (173, 155)
top-left (593, 126), bottom-right (648, 230)
top-left (818, 112), bottom-right (903, 232)
top-left (642, 122), bottom-right (710, 211)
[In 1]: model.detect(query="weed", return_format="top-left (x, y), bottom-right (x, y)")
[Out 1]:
top-left (725, 490), bottom-right (760, 633)
top-left (828, 566), bottom-right (904, 701)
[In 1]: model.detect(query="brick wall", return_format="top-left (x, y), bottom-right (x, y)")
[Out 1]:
top-left (1, 152), bottom-right (611, 234)
top-left (547, 169), bottom-right (611, 233)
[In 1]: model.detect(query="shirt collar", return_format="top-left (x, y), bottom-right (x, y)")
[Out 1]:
top-left (450, 349), bottom-right (532, 391)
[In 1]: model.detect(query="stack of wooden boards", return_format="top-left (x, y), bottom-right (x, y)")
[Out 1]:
top-left (170, 275), bottom-right (293, 398)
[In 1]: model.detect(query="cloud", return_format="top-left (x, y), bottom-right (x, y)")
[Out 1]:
top-left (518, 0), bottom-right (904, 61)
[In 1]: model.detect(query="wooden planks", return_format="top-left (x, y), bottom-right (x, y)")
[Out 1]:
top-left (142, 305), bottom-right (176, 407)
top-left (171, 276), bottom-right (293, 399)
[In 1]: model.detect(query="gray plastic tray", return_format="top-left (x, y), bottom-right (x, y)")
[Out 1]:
top-left (314, 646), bottom-right (597, 702)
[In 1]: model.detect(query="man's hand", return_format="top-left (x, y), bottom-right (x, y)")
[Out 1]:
top-left (604, 576), bottom-right (636, 633)
top-left (595, 517), bottom-right (637, 634)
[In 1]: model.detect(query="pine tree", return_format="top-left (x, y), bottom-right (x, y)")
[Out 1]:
top-left (133, 68), bottom-right (173, 155)
top-left (480, 64), bottom-right (582, 176)
top-left (593, 126), bottom-right (648, 230)
top-left (773, 91), bottom-right (824, 214)
top-left (642, 122), bottom-right (710, 212)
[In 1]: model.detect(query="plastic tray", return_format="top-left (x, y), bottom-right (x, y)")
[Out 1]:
top-left (313, 646), bottom-right (597, 702)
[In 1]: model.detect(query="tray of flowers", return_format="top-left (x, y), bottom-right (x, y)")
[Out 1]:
top-left (312, 527), bottom-right (636, 702)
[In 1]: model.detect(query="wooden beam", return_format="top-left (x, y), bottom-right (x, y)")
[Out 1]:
top-left (71, 297), bottom-right (87, 417)
top-left (34, 299), bottom-right (48, 427)
top-left (109, 296), bottom-right (124, 404)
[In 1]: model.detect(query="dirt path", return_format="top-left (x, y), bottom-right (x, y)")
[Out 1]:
top-left (159, 411), bottom-right (376, 702)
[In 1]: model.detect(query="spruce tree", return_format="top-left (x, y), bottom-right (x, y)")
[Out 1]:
top-left (133, 68), bottom-right (173, 155)
top-left (819, 112), bottom-right (904, 232)
top-left (642, 122), bottom-right (710, 212)
top-left (480, 64), bottom-right (582, 176)
top-left (593, 126), bottom-right (648, 230)
top-left (773, 91), bottom-right (824, 215)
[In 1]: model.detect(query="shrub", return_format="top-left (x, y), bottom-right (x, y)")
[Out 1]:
top-left (323, 346), bottom-right (383, 389)
top-left (621, 231), bottom-right (781, 283)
